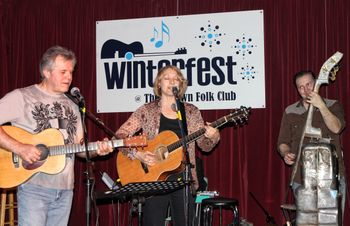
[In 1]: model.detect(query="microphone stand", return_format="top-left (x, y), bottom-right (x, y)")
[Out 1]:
top-left (76, 98), bottom-right (94, 226)
top-left (66, 93), bottom-right (118, 226)
top-left (66, 92), bottom-right (117, 138)
top-left (173, 89), bottom-right (192, 226)
top-left (249, 192), bottom-right (277, 226)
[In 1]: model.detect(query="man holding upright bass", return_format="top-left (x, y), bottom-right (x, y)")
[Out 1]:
top-left (277, 69), bottom-right (346, 222)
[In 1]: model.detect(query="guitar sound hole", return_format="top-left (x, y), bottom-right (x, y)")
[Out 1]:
top-left (22, 144), bottom-right (49, 170)
top-left (36, 144), bottom-right (49, 161)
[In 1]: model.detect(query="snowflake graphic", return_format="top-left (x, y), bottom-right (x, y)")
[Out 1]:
top-left (233, 35), bottom-right (257, 57)
top-left (240, 64), bottom-right (257, 81)
top-left (194, 21), bottom-right (225, 51)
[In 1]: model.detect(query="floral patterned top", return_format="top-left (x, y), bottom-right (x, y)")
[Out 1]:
top-left (116, 98), bottom-right (219, 189)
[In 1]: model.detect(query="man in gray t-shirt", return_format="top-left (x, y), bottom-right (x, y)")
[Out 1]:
top-left (0, 46), bottom-right (112, 226)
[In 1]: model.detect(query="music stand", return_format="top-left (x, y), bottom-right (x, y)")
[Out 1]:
top-left (96, 181), bottom-right (187, 226)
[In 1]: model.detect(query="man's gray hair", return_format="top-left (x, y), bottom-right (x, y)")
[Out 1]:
top-left (39, 46), bottom-right (76, 79)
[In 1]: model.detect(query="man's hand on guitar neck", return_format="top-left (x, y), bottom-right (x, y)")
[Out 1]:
top-left (305, 91), bottom-right (341, 133)
top-left (305, 91), bottom-right (324, 109)
top-left (80, 137), bottom-right (114, 158)
top-left (96, 138), bottom-right (114, 156)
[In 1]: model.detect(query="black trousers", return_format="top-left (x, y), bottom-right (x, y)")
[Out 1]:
top-left (143, 188), bottom-right (194, 226)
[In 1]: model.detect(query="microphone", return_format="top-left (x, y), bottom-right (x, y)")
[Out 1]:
top-left (171, 103), bottom-right (178, 112)
top-left (70, 87), bottom-right (85, 103)
top-left (172, 85), bottom-right (179, 97)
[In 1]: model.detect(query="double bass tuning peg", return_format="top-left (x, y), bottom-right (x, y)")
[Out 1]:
top-left (329, 65), bottom-right (339, 82)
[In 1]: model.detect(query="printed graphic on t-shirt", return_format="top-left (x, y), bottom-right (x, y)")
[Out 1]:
top-left (32, 101), bottom-right (78, 145)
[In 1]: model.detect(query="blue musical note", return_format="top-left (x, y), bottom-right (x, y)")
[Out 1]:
top-left (150, 27), bottom-right (158, 42)
top-left (154, 21), bottom-right (170, 48)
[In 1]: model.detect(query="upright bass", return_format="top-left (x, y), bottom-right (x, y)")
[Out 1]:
top-left (290, 52), bottom-right (343, 226)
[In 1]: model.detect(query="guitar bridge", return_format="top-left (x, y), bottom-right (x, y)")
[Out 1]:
top-left (141, 162), bottom-right (149, 173)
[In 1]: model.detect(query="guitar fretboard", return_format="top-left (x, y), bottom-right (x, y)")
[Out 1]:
top-left (48, 140), bottom-right (124, 156)
top-left (167, 112), bottom-right (244, 152)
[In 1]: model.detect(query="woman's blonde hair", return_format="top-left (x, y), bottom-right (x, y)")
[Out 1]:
top-left (153, 65), bottom-right (188, 98)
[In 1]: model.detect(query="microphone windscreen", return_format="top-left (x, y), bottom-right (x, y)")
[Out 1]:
top-left (171, 103), bottom-right (178, 112)
top-left (70, 87), bottom-right (80, 96)
top-left (172, 86), bottom-right (179, 95)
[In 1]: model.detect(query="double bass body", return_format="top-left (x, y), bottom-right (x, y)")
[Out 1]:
top-left (296, 142), bottom-right (341, 225)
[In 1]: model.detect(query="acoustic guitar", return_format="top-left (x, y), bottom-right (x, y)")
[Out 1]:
top-left (117, 106), bottom-right (250, 185)
top-left (0, 126), bottom-right (146, 188)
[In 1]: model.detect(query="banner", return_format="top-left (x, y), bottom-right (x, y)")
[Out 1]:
top-left (96, 10), bottom-right (265, 112)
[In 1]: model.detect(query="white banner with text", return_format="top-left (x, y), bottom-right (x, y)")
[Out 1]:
top-left (96, 10), bottom-right (265, 113)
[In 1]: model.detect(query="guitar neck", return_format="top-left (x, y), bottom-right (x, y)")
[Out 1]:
top-left (304, 82), bottom-right (322, 138)
top-left (48, 139), bottom-right (124, 156)
top-left (167, 115), bottom-right (229, 152)
top-left (303, 51), bottom-right (343, 139)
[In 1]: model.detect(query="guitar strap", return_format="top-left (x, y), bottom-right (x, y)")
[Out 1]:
top-left (178, 102), bottom-right (201, 195)
top-left (179, 101), bottom-right (188, 136)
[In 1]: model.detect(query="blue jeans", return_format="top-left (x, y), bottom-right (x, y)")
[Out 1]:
top-left (17, 183), bottom-right (73, 226)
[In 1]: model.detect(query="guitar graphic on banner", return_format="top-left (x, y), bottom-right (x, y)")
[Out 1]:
top-left (101, 21), bottom-right (187, 60)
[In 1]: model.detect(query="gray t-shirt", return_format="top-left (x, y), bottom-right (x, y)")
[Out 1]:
top-left (0, 84), bottom-right (83, 189)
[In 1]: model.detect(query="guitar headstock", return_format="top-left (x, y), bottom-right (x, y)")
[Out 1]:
top-left (227, 106), bottom-right (251, 125)
top-left (317, 51), bottom-right (343, 86)
top-left (174, 47), bottom-right (187, 55)
top-left (123, 135), bottom-right (147, 147)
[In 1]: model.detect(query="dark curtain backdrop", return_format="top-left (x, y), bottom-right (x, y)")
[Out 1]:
top-left (1, 0), bottom-right (349, 225)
